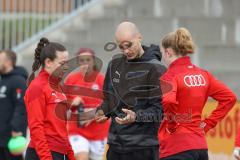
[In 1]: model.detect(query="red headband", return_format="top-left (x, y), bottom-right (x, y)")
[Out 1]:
top-left (77, 48), bottom-right (95, 56)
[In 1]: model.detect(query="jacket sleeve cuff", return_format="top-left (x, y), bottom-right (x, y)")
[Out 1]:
top-left (203, 121), bottom-right (213, 133)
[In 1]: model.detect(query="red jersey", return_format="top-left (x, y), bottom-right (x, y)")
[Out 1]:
top-left (65, 71), bottom-right (110, 140)
top-left (24, 69), bottom-right (75, 160)
top-left (158, 56), bottom-right (237, 158)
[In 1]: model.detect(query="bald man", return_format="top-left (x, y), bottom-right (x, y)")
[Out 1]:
top-left (96, 22), bottom-right (166, 160)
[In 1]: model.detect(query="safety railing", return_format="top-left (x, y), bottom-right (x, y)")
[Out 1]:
top-left (0, 0), bottom-right (93, 51)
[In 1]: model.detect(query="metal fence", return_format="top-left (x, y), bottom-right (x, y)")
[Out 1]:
top-left (0, 0), bottom-right (92, 50)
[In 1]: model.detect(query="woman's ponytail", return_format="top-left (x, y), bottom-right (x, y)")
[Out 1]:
top-left (27, 37), bottom-right (49, 86)
top-left (175, 28), bottom-right (195, 55)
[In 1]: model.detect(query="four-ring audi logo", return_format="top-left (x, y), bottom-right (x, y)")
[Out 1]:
top-left (183, 74), bottom-right (206, 87)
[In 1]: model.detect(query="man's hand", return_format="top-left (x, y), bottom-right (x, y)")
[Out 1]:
top-left (11, 131), bottom-right (23, 138)
top-left (234, 147), bottom-right (240, 160)
top-left (95, 109), bottom-right (108, 123)
top-left (115, 108), bottom-right (136, 125)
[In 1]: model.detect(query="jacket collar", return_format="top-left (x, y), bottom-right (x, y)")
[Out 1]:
top-left (39, 69), bottom-right (50, 78)
top-left (169, 56), bottom-right (192, 69)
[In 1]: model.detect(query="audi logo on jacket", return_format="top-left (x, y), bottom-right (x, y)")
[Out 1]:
top-left (158, 56), bottom-right (237, 158)
top-left (24, 69), bottom-right (75, 160)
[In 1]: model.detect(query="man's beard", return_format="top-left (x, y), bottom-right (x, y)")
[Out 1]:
top-left (0, 65), bottom-right (7, 74)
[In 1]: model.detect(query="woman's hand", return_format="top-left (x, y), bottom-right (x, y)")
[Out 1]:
top-left (71, 96), bottom-right (83, 106)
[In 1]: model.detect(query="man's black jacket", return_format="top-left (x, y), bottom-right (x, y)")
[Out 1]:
top-left (100, 44), bottom-right (166, 152)
top-left (0, 66), bottom-right (28, 146)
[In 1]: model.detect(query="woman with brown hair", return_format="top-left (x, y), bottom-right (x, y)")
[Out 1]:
top-left (158, 28), bottom-right (237, 160)
top-left (24, 38), bottom-right (75, 160)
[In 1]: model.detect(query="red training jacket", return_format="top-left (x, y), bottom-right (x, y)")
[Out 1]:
top-left (158, 56), bottom-right (237, 158)
top-left (24, 69), bottom-right (75, 160)
top-left (65, 71), bottom-right (110, 140)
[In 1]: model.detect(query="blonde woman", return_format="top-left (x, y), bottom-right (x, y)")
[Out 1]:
top-left (158, 28), bottom-right (237, 160)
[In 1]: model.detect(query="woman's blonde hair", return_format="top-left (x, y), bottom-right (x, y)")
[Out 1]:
top-left (161, 28), bottom-right (195, 56)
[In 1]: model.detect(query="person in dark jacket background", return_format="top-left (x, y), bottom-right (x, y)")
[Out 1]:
top-left (95, 22), bottom-right (166, 160)
top-left (0, 50), bottom-right (28, 160)
top-left (14, 66), bottom-right (28, 81)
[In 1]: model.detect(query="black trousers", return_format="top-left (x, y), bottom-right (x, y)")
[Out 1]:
top-left (0, 147), bottom-right (23, 160)
top-left (106, 146), bottom-right (159, 160)
top-left (25, 148), bottom-right (68, 160)
top-left (160, 149), bottom-right (208, 160)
